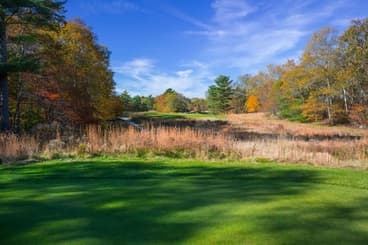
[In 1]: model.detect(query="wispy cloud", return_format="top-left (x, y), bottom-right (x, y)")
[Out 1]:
top-left (79, 0), bottom-right (145, 15)
top-left (114, 59), bottom-right (214, 98)
top-left (162, 6), bottom-right (212, 30)
top-left (182, 0), bottom-right (351, 72)
top-left (212, 0), bottom-right (255, 23)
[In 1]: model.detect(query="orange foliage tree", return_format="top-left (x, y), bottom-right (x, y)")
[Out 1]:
top-left (245, 95), bottom-right (260, 113)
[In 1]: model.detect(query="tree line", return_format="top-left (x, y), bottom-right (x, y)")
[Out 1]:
top-left (120, 88), bottom-right (207, 113)
top-left (0, 1), bottom-right (122, 132)
top-left (125, 18), bottom-right (368, 126)
top-left (205, 19), bottom-right (368, 126)
top-left (1, 1), bottom-right (367, 132)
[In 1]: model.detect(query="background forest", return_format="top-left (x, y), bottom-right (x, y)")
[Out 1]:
top-left (1, 1), bottom-right (368, 133)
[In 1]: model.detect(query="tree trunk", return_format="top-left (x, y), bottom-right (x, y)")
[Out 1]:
top-left (15, 73), bottom-right (23, 133)
top-left (0, 22), bottom-right (10, 131)
top-left (326, 78), bottom-right (333, 124)
top-left (342, 88), bottom-right (348, 114)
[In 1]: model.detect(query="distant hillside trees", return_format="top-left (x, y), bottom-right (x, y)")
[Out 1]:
top-left (154, 88), bottom-right (190, 113)
top-left (120, 90), bottom-right (154, 112)
top-left (189, 98), bottom-right (207, 112)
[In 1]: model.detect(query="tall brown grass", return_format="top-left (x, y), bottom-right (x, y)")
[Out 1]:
top-left (0, 134), bottom-right (40, 162)
top-left (228, 113), bottom-right (368, 138)
top-left (84, 126), bottom-right (238, 159)
top-left (1, 125), bottom-right (367, 168)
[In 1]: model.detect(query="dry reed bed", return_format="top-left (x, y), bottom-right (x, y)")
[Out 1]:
top-left (228, 113), bottom-right (367, 138)
top-left (1, 126), bottom-right (367, 168)
top-left (235, 138), bottom-right (368, 168)
top-left (0, 134), bottom-right (40, 162)
top-left (85, 126), bottom-right (237, 159)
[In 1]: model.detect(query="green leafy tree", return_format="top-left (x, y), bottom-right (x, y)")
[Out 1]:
top-left (207, 85), bottom-right (219, 114)
top-left (142, 95), bottom-right (154, 111)
top-left (120, 90), bottom-right (132, 112)
top-left (132, 95), bottom-right (144, 111)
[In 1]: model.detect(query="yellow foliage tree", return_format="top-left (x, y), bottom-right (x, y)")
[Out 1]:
top-left (245, 95), bottom-right (260, 113)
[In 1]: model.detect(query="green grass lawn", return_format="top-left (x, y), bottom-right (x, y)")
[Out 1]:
top-left (132, 111), bottom-right (226, 120)
top-left (1, 158), bottom-right (368, 244)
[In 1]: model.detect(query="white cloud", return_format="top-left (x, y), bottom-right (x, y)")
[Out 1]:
top-left (114, 59), bottom-right (213, 98)
top-left (114, 58), bottom-right (154, 79)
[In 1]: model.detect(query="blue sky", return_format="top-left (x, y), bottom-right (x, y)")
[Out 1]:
top-left (65, 0), bottom-right (367, 98)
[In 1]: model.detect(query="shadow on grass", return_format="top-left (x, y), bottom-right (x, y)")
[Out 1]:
top-left (0, 160), bottom-right (367, 244)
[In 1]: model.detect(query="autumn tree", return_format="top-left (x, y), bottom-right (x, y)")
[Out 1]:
top-left (339, 18), bottom-right (368, 125)
top-left (57, 19), bottom-right (117, 123)
top-left (233, 18), bottom-right (367, 125)
top-left (27, 19), bottom-right (120, 125)
top-left (231, 74), bottom-right (251, 113)
top-left (278, 60), bottom-right (310, 121)
top-left (245, 95), bottom-right (260, 113)
top-left (300, 27), bottom-right (342, 123)
top-left (189, 98), bottom-right (207, 112)
top-left (246, 65), bottom-right (284, 113)
top-left (154, 88), bottom-right (190, 113)
top-left (0, 0), bottom-right (65, 131)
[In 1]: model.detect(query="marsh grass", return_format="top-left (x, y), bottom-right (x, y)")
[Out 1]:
top-left (0, 134), bottom-right (40, 162)
top-left (228, 113), bottom-right (368, 138)
top-left (1, 123), bottom-right (367, 168)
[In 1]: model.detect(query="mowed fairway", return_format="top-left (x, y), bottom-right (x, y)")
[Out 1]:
top-left (132, 111), bottom-right (227, 120)
top-left (1, 158), bottom-right (368, 244)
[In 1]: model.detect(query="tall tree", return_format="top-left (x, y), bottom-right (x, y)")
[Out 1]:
top-left (207, 75), bottom-right (233, 114)
top-left (120, 90), bottom-right (132, 112)
top-left (339, 18), bottom-right (368, 125)
top-left (0, 0), bottom-right (65, 130)
top-left (300, 27), bottom-right (340, 123)
top-left (231, 74), bottom-right (251, 113)
top-left (245, 95), bottom-right (260, 113)
top-left (52, 19), bottom-right (116, 123)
